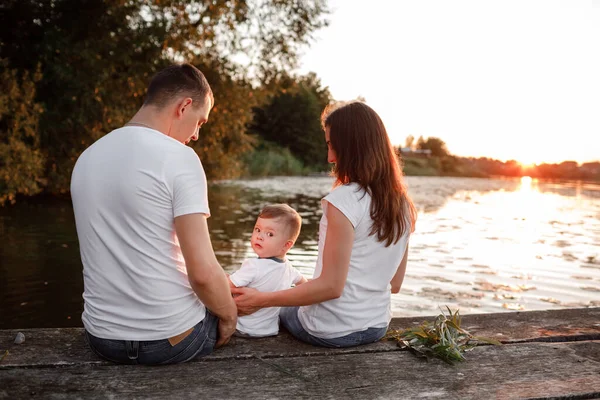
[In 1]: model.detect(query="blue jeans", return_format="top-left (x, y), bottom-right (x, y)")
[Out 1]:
top-left (85, 311), bottom-right (218, 365)
top-left (279, 306), bottom-right (388, 348)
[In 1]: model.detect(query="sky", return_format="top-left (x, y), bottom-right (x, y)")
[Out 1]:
top-left (297, 0), bottom-right (600, 165)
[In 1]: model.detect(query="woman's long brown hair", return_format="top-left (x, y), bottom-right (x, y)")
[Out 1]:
top-left (322, 101), bottom-right (417, 246)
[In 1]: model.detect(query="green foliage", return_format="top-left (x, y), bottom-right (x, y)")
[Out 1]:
top-left (249, 73), bottom-right (332, 170)
top-left (440, 155), bottom-right (460, 174)
top-left (244, 145), bottom-right (306, 177)
top-left (417, 136), bottom-right (449, 158)
top-left (190, 58), bottom-right (257, 179)
top-left (385, 307), bottom-right (501, 364)
top-left (401, 158), bottom-right (439, 176)
top-left (0, 62), bottom-right (46, 205)
top-left (0, 0), bottom-right (330, 199)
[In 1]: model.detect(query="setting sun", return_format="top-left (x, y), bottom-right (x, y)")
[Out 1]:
top-left (518, 160), bottom-right (537, 169)
top-left (300, 0), bottom-right (600, 165)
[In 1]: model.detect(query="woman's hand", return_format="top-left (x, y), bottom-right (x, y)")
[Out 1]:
top-left (231, 286), bottom-right (265, 316)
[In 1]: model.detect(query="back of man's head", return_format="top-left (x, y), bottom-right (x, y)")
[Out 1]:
top-left (144, 63), bottom-right (213, 109)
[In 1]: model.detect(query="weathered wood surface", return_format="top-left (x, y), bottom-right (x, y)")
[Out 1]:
top-left (1, 341), bottom-right (599, 399)
top-left (1, 308), bottom-right (598, 368)
top-left (1, 308), bottom-right (599, 399)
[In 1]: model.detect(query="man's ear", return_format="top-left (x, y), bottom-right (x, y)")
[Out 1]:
top-left (177, 98), bottom-right (193, 118)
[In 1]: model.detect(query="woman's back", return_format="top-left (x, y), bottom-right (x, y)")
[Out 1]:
top-left (298, 183), bottom-right (410, 339)
top-left (233, 101), bottom-right (415, 348)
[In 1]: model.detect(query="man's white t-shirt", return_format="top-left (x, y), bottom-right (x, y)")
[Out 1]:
top-left (230, 258), bottom-right (304, 336)
top-left (71, 126), bottom-right (210, 340)
top-left (298, 183), bottom-right (410, 339)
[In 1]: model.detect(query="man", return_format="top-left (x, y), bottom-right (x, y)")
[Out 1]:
top-left (71, 63), bottom-right (237, 365)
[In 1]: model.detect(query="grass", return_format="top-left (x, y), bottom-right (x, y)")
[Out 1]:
top-left (384, 307), bottom-right (501, 364)
top-left (402, 157), bottom-right (440, 176)
top-left (244, 147), bottom-right (306, 177)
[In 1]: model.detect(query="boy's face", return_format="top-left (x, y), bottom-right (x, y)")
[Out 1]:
top-left (251, 217), bottom-right (293, 259)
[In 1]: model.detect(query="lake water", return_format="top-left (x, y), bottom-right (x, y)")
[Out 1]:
top-left (1, 176), bottom-right (599, 329)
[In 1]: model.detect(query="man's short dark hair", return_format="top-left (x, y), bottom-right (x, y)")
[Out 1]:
top-left (144, 63), bottom-right (214, 109)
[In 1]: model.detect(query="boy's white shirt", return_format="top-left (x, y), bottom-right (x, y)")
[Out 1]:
top-left (230, 258), bottom-right (304, 336)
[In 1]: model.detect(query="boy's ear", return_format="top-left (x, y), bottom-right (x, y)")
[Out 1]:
top-left (283, 240), bottom-right (294, 251)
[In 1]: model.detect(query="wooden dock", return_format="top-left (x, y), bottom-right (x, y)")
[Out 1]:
top-left (1, 308), bottom-right (599, 399)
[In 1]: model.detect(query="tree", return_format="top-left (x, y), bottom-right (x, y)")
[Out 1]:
top-left (0, 0), bottom-right (330, 196)
top-left (249, 72), bottom-right (332, 169)
top-left (190, 58), bottom-right (257, 178)
top-left (417, 137), bottom-right (449, 158)
top-left (404, 135), bottom-right (415, 150)
top-left (0, 62), bottom-right (46, 204)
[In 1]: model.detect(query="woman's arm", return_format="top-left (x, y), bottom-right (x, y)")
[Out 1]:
top-left (233, 203), bottom-right (354, 315)
top-left (390, 243), bottom-right (409, 294)
top-left (295, 276), bottom-right (309, 285)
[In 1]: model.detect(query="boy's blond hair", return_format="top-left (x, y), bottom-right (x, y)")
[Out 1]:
top-left (258, 204), bottom-right (302, 242)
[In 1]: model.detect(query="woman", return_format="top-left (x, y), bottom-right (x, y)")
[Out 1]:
top-left (233, 101), bottom-right (417, 347)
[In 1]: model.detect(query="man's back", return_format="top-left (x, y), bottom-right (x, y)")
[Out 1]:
top-left (71, 126), bottom-right (210, 340)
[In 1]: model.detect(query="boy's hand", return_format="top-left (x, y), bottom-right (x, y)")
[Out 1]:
top-left (216, 315), bottom-right (237, 348)
top-left (231, 286), bottom-right (263, 316)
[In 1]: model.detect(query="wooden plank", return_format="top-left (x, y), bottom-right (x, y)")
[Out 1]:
top-left (404, 307), bottom-right (600, 344)
top-left (1, 308), bottom-right (599, 368)
top-left (1, 341), bottom-right (598, 399)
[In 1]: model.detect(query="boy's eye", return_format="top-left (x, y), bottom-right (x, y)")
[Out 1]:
top-left (267, 232), bottom-right (274, 237)
top-left (254, 227), bottom-right (260, 232)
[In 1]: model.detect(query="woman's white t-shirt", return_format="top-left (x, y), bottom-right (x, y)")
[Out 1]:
top-left (298, 183), bottom-right (410, 339)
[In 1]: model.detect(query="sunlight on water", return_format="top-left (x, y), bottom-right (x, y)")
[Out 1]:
top-left (216, 176), bottom-right (600, 317)
top-left (1, 176), bottom-right (599, 328)
top-left (393, 176), bottom-right (600, 316)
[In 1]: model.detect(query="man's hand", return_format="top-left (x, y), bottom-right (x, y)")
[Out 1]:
top-left (231, 286), bottom-right (264, 316)
top-left (216, 316), bottom-right (237, 348)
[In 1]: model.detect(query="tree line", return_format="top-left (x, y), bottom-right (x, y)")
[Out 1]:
top-left (3, 1), bottom-right (596, 206)
top-left (401, 135), bottom-right (600, 182)
top-left (0, 0), bottom-right (331, 205)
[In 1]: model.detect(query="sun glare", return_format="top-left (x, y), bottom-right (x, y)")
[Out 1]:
top-left (520, 176), bottom-right (533, 190)
top-left (519, 161), bottom-right (537, 169)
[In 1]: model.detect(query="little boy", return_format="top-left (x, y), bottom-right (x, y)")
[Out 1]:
top-left (228, 204), bottom-right (307, 337)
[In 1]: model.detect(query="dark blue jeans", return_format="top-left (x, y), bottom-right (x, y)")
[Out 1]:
top-left (85, 311), bottom-right (218, 365)
top-left (280, 306), bottom-right (388, 348)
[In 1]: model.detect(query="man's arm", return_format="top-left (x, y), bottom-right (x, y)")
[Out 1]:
top-left (175, 213), bottom-right (237, 347)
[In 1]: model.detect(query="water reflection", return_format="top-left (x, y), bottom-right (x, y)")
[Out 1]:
top-left (1, 176), bottom-right (599, 329)
top-left (395, 176), bottom-right (600, 316)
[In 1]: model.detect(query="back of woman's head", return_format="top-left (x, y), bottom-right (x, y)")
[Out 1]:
top-left (322, 101), bottom-right (393, 187)
top-left (321, 101), bottom-right (417, 246)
